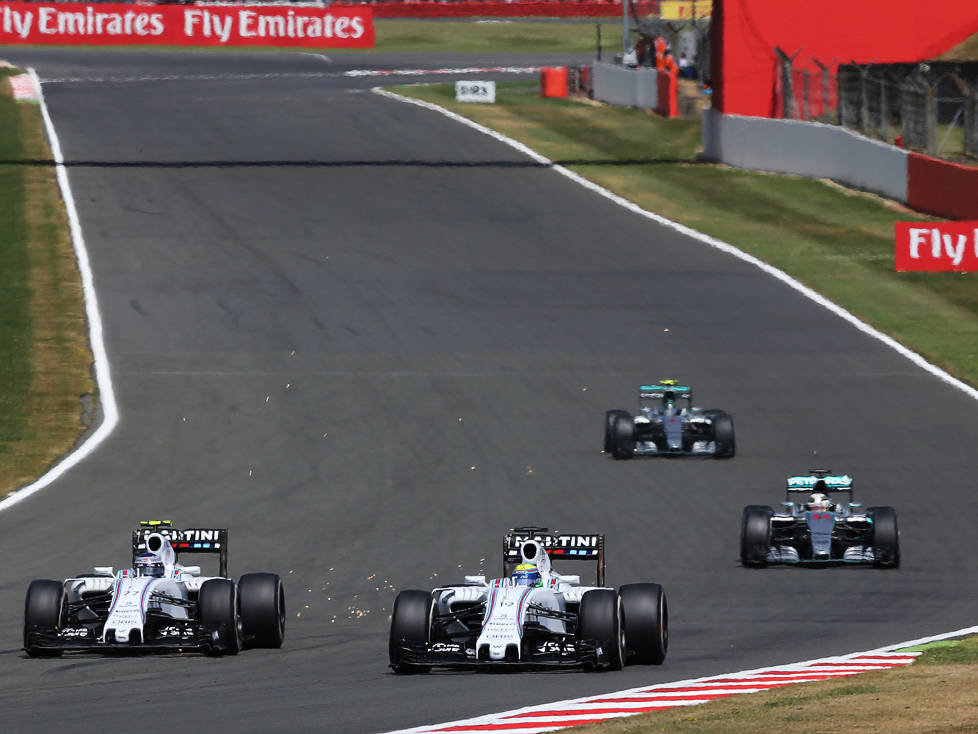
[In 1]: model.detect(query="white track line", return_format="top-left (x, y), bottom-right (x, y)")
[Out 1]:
top-left (372, 87), bottom-right (978, 404)
top-left (0, 68), bottom-right (118, 513)
top-left (382, 626), bottom-right (978, 734)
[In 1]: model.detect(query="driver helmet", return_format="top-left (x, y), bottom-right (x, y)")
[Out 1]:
top-left (662, 391), bottom-right (678, 413)
top-left (808, 493), bottom-right (832, 512)
top-left (511, 563), bottom-right (542, 587)
top-left (134, 551), bottom-right (165, 578)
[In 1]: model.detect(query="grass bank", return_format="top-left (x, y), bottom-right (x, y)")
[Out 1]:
top-left (0, 68), bottom-right (94, 497)
top-left (570, 635), bottom-right (978, 733)
top-left (367, 19), bottom-right (615, 54)
top-left (394, 81), bottom-right (978, 387)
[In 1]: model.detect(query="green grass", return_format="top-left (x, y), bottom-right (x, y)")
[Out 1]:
top-left (364, 19), bottom-right (618, 54)
top-left (394, 80), bottom-right (978, 387)
top-left (0, 68), bottom-right (32, 456)
top-left (904, 634), bottom-right (978, 664)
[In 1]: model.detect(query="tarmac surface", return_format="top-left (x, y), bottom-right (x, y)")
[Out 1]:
top-left (1, 47), bottom-right (977, 734)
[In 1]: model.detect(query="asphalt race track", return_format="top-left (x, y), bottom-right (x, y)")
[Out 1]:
top-left (1, 47), bottom-right (977, 734)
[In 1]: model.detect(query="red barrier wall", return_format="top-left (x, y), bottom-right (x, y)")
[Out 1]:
top-left (712, 0), bottom-right (978, 117)
top-left (372, 1), bottom-right (657, 18)
top-left (907, 153), bottom-right (978, 220)
top-left (0, 3), bottom-right (373, 47)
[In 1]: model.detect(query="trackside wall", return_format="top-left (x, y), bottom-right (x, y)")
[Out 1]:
top-left (592, 63), bottom-right (658, 109)
top-left (907, 154), bottom-right (978, 219)
top-left (701, 109), bottom-right (909, 202)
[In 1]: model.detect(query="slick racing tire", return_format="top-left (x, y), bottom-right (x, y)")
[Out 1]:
top-left (239, 573), bottom-right (286, 649)
top-left (604, 410), bottom-right (630, 453)
top-left (611, 415), bottom-right (636, 460)
top-left (868, 506), bottom-right (900, 569)
top-left (24, 579), bottom-right (66, 657)
top-left (198, 578), bottom-right (242, 655)
top-left (389, 589), bottom-right (432, 674)
top-left (578, 589), bottom-right (624, 670)
top-left (711, 413), bottom-right (736, 458)
top-left (619, 583), bottom-right (667, 665)
top-left (741, 505), bottom-right (773, 568)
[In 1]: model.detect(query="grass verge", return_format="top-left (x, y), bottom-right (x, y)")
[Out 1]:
top-left (353, 19), bottom-right (617, 55)
top-left (0, 68), bottom-right (95, 497)
top-left (393, 81), bottom-right (978, 387)
top-left (569, 635), bottom-right (978, 733)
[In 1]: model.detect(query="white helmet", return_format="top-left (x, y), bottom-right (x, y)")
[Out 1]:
top-left (808, 493), bottom-right (832, 511)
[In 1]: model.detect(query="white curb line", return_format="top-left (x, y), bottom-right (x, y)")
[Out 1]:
top-left (0, 68), bottom-right (118, 513)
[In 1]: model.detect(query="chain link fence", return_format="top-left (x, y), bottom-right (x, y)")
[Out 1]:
top-left (775, 52), bottom-right (978, 161)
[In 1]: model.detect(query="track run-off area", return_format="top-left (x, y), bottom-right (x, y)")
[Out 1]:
top-left (1, 48), bottom-right (978, 734)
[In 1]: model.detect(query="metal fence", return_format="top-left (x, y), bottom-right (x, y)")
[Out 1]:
top-left (775, 52), bottom-right (978, 160)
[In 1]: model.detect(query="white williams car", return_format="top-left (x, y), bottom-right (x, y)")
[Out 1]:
top-left (389, 527), bottom-right (667, 672)
top-left (23, 521), bottom-right (286, 656)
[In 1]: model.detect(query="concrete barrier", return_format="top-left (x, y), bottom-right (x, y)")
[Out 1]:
top-left (702, 108), bottom-right (909, 202)
top-left (592, 62), bottom-right (658, 109)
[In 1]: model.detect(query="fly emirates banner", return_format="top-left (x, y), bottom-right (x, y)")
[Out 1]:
top-left (0, 3), bottom-right (374, 48)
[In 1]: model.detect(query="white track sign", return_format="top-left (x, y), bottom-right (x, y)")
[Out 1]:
top-left (455, 80), bottom-right (496, 103)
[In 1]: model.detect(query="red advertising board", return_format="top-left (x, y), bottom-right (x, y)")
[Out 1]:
top-left (895, 221), bottom-right (978, 272)
top-left (0, 3), bottom-right (373, 48)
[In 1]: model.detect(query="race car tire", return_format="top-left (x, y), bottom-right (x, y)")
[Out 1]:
top-left (578, 589), bottom-right (624, 670)
top-left (611, 415), bottom-right (636, 460)
top-left (711, 413), bottom-right (736, 458)
top-left (198, 578), bottom-right (242, 655)
top-left (619, 583), bottom-right (667, 665)
top-left (24, 579), bottom-right (66, 657)
top-left (868, 506), bottom-right (900, 569)
top-left (604, 410), bottom-right (630, 452)
top-left (389, 589), bottom-right (432, 674)
top-left (741, 505), bottom-right (773, 567)
top-left (239, 573), bottom-right (286, 649)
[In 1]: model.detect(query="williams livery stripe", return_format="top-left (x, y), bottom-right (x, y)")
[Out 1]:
top-left (481, 581), bottom-right (501, 629)
top-left (515, 588), bottom-right (532, 636)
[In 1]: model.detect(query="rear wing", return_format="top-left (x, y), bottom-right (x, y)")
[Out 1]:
top-left (132, 521), bottom-right (229, 577)
top-left (503, 526), bottom-right (605, 586)
top-left (639, 381), bottom-right (692, 405)
top-left (785, 471), bottom-right (854, 502)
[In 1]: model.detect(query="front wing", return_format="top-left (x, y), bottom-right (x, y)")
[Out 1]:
top-left (25, 620), bottom-right (234, 655)
top-left (394, 637), bottom-right (602, 669)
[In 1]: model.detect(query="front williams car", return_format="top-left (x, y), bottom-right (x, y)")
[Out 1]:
top-left (24, 522), bottom-right (286, 656)
top-left (740, 471), bottom-right (900, 568)
top-left (389, 528), bottom-right (667, 672)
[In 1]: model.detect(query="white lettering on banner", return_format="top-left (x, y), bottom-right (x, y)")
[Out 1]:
top-left (185, 10), bottom-right (231, 43)
top-left (908, 228), bottom-right (929, 259)
top-left (237, 10), bottom-right (363, 41)
top-left (943, 233), bottom-right (967, 266)
top-left (2, 7), bottom-right (34, 39)
top-left (908, 227), bottom-right (977, 264)
top-left (30, 7), bottom-right (162, 37)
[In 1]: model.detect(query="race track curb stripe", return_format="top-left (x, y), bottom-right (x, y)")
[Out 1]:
top-left (9, 72), bottom-right (40, 102)
top-left (0, 68), bottom-right (119, 513)
top-left (372, 86), bottom-right (978, 405)
top-left (382, 625), bottom-right (978, 734)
